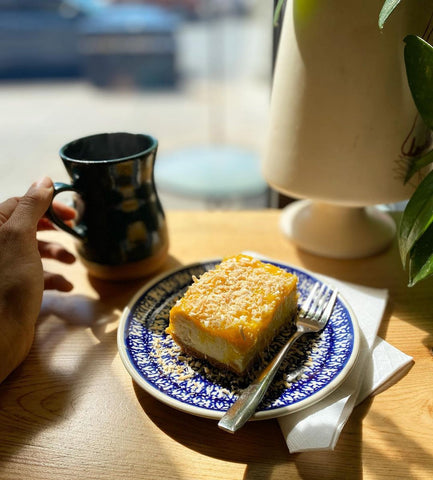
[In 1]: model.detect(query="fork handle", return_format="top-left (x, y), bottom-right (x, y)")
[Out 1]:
top-left (218, 330), bottom-right (304, 433)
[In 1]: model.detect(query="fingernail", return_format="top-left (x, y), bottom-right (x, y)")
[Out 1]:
top-left (36, 177), bottom-right (53, 189)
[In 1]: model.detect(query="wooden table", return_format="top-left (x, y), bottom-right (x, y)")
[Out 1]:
top-left (1, 210), bottom-right (432, 479)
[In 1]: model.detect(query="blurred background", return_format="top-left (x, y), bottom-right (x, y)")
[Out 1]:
top-left (0, 0), bottom-right (275, 209)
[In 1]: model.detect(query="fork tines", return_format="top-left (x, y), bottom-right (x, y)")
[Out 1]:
top-left (300, 282), bottom-right (338, 323)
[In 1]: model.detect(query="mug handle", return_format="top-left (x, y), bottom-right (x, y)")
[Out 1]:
top-left (47, 182), bottom-right (87, 241)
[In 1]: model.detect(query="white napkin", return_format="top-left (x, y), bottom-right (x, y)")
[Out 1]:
top-left (243, 252), bottom-right (413, 453)
top-left (278, 274), bottom-right (413, 452)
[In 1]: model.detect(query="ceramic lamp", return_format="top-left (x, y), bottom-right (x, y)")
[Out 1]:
top-left (263, 0), bottom-right (431, 258)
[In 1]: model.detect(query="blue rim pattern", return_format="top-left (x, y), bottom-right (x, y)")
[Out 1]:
top-left (120, 259), bottom-right (357, 418)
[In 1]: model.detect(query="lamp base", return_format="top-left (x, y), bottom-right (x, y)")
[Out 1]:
top-left (280, 200), bottom-right (396, 259)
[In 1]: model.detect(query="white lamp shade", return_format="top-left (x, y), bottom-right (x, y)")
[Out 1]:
top-left (263, 0), bottom-right (431, 207)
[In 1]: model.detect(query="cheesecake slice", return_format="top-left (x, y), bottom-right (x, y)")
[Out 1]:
top-left (166, 254), bottom-right (298, 375)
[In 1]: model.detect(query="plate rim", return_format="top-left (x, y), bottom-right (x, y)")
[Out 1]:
top-left (117, 257), bottom-right (361, 421)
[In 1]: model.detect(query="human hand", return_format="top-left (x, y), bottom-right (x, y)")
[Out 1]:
top-left (0, 177), bottom-right (76, 383)
top-left (37, 200), bottom-right (76, 290)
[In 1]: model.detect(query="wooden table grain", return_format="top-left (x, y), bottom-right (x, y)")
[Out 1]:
top-left (1, 210), bottom-right (432, 479)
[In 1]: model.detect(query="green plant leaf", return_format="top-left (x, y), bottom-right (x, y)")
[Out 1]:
top-left (378, 0), bottom-right (402, 29)
top-left (398, 169), bottom-right (433, 264)
top-left (274, 0), bottom-right (286, 26)
top-left (404, 148), bottom-right (433, 183)
top-left (404, 35), bottom-right (433, 130)
top-left (408, 222), bottom-right (433, 285)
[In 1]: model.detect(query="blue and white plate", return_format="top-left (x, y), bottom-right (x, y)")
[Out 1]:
top-left (117, 258), bottom-right (360, 420)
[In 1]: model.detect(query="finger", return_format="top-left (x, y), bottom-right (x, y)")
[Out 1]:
top-left (38, 240), bottom-right (76, 264)
top-left (51, 201), bottom-right (76, 220)
top-left (37, 217), bottom-right (56, 231)
top-left (38, 200), bottom-right (76, 231)
top-left (10, 177), bottom-right (53, 232)
top-left (44, 272), bottom-right (74, 292)
top-left (0, 197), bottom-right (19, 226)
top-left (37, 217), bottom-right (74, 232)
top-left (38, 202), bottom-right (76, 231)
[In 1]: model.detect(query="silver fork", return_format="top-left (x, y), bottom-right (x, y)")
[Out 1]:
top-left (217, 282), bottom-right (338, 433)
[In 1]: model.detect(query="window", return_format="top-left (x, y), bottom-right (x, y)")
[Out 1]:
top-left (0, 0), bottom-right (273, 209)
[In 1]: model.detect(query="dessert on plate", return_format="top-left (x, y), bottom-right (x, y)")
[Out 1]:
top-left (166, 254), bottom-right (298, 375)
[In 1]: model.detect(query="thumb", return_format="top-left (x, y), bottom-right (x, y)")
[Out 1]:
top-left (11, 177), bottom-right (54, 231)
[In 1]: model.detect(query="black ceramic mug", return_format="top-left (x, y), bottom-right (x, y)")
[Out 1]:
top-left (48, 132), bottom-right (169, 280)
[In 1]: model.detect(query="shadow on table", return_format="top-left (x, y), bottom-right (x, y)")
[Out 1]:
top-left (293, 398), bottom-right (373, 480)
top-left (0, 254), bottom-right (184, 471)
top-left (0, 306), bottom-right (119, 471)
top-left (133, 381), bottom-right (288, 478)
top-left (363, 410), bottom-right (433, 477)
top-left (294, 239), bottom-right (433, 337)
top-left (133, 381), bottom-right (373, 479)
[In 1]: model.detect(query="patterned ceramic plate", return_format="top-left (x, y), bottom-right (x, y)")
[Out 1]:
top-left (117, 258), bottom-right (360, 420)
